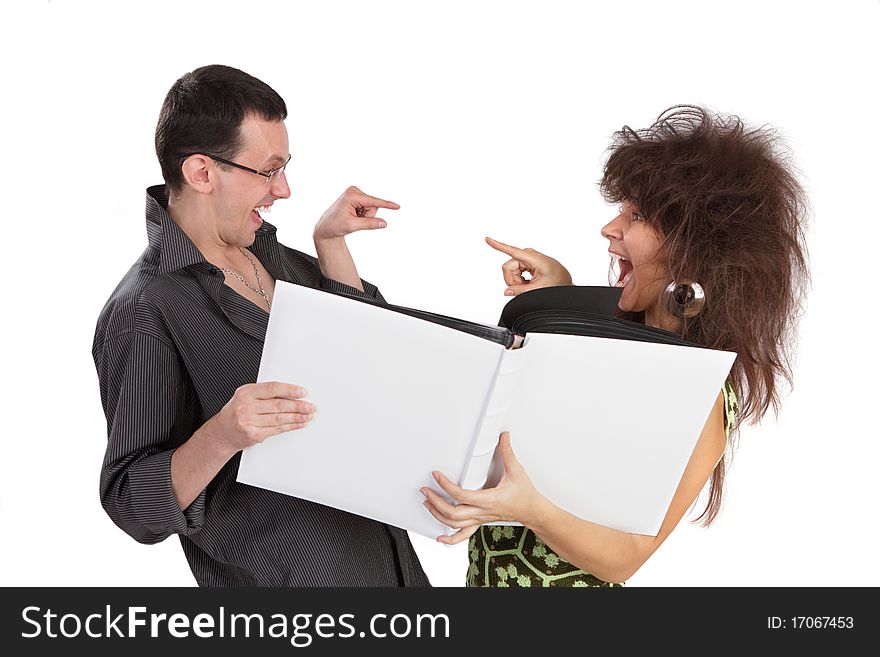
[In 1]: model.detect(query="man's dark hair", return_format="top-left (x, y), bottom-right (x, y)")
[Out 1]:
top-left (155, 65), bottom-right (287, 195)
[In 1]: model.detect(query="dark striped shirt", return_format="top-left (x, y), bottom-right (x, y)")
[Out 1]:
top-left (92, 185), bottom-right (430, 587)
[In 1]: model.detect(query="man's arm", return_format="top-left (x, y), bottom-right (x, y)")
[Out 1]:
top-left (98, 331), bottom-right (205, 544)
top-left (98, 331), bottom-right (314, 541)
top-left (313, 186), bottom-right (399, 292)
top-left (314, 238), bottom-right (365, 292)
top-left (170, 382), bottom-right (315, 511)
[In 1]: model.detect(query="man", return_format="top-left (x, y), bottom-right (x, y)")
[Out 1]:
top-left (93, 65), bottom-right (429, 586)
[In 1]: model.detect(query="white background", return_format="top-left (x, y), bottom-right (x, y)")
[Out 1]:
top-left (1, 0), bottom-right (877, 586)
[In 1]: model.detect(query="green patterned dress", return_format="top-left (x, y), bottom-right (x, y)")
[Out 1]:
top-left (466, 381), bottom-right (738, 587)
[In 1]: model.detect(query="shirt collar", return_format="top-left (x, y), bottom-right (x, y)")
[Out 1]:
top-left (145, 184), bottom-right (286, 279)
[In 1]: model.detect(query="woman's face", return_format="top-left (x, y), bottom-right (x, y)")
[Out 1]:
top-left (601, 200), bottom-right (670, 319)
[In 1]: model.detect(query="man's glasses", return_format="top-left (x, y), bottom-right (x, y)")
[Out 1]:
top-left (180, 153), bottom-right (291, 184)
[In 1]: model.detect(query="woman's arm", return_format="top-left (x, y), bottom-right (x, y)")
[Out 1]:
top-left (485, 237), bottom-right (572, 295)
top-left (530, 391), bottom-right (727, 581)
top-left (423, 391), bottom-right (727, 583)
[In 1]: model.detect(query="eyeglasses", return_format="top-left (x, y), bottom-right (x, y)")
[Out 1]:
top-left (180, 152), bottom-right (291, 184)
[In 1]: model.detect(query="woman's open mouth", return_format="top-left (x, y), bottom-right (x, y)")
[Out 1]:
top-left (609, 252), bottom-right (633, 288)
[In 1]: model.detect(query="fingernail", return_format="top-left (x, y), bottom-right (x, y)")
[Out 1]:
top-left (377, 220), bottom-right (387, 228)
top-left (504, 289), bottom-right (514, 296)
top-left (297, 387), bottom-right (308, 397)
top-left (432, 472), bottom-right (440, 481)
top-left (420, 487), bottom-right (428, 496)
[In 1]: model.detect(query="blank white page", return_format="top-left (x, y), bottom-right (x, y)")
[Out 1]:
top-left (498, 332), bottom-right (736, 535)
top-left (236, 282), bottom-right (506, 537)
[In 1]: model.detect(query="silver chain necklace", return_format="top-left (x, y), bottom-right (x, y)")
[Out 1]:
top-left (219, 247), bottom-right (272, 311)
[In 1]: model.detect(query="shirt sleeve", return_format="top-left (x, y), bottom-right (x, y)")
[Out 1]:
top-left (97, 330), bottom-right (206, 544)
top-left (319, 275), bottom-right (386, 303)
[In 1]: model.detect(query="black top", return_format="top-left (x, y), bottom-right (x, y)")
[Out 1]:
top-left (92, 185), bottom-right (430, 587)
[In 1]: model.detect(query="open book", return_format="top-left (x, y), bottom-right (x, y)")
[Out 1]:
top-left (236, 282), bottom-right (736, 538)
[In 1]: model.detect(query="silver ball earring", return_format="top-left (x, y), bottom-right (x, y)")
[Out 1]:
top-left (664, 281), bottom-right (705, 318)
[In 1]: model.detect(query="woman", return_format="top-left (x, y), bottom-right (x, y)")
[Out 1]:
top-left (420, 105), bottom-right (810, 586)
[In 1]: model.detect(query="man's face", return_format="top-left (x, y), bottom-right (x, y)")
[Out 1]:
top-left (211, 115), bottom-right (291, 247)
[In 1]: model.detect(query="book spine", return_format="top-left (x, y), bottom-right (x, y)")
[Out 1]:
top-left (458, 347), bottom-right (527, 491)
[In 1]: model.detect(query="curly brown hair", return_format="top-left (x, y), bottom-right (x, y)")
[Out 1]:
top-left (600, 105), bottom-right (810, 525)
